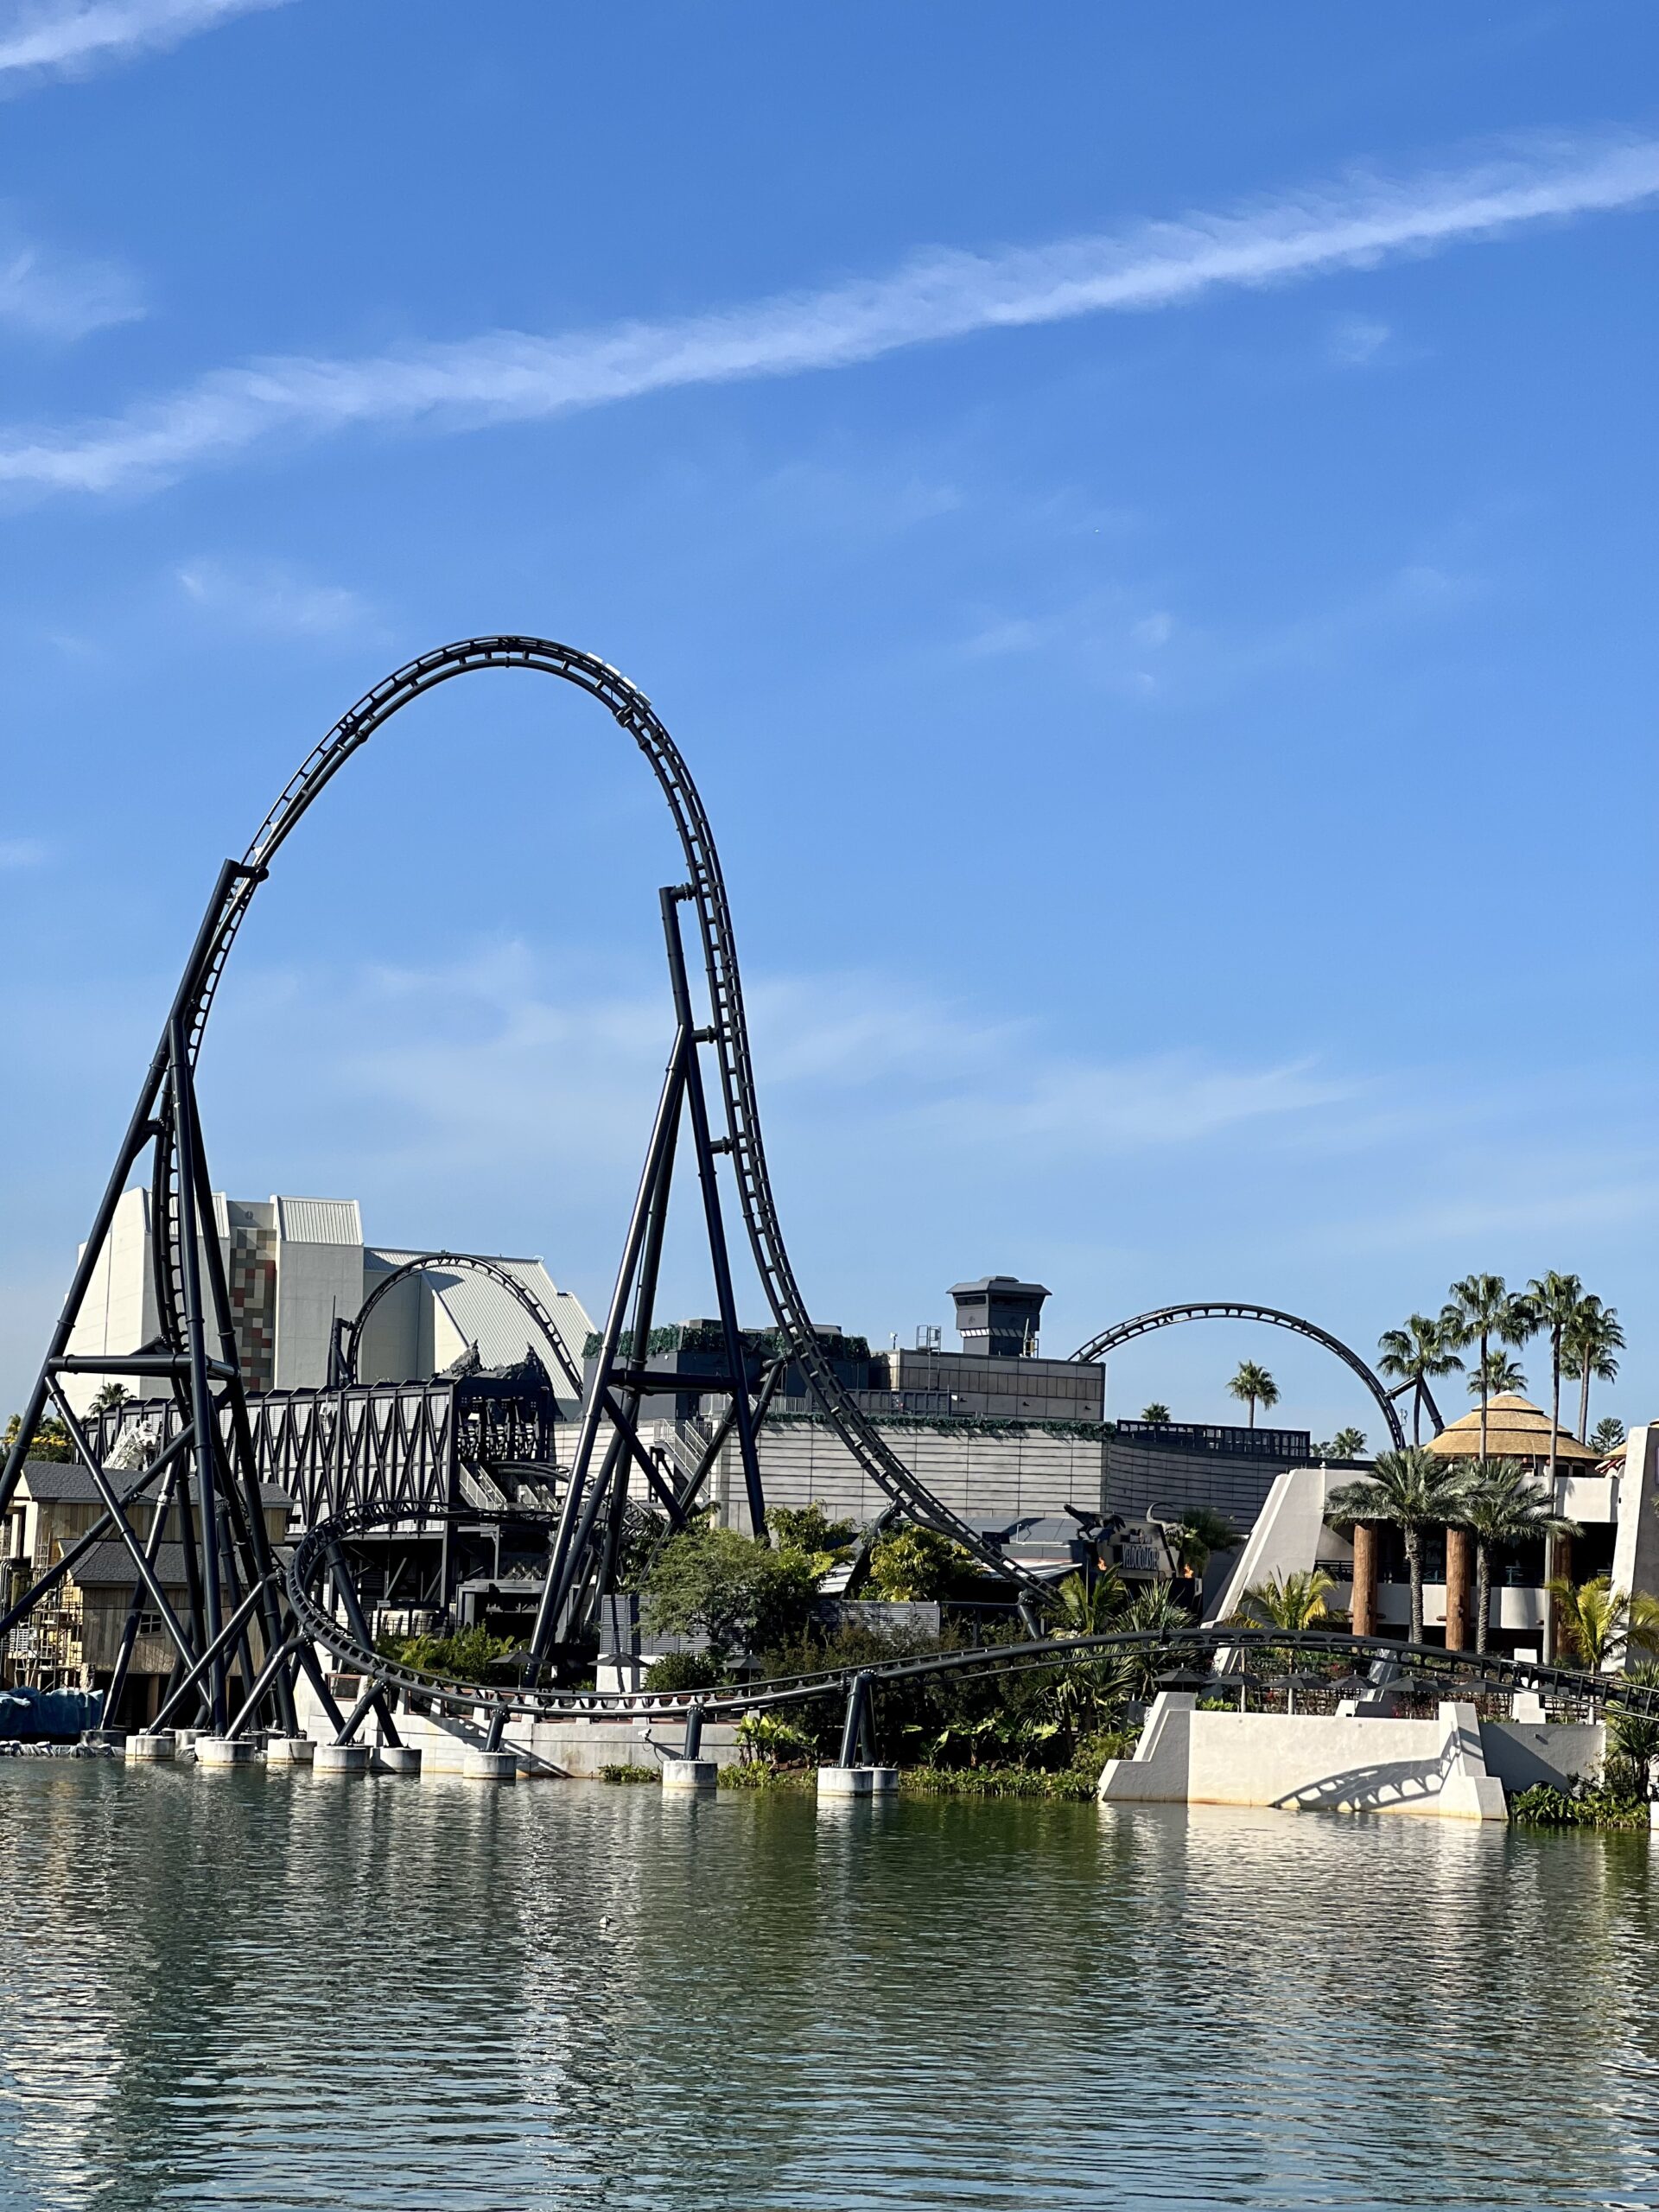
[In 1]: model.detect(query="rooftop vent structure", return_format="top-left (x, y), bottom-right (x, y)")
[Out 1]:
top-left (949, 1276), bottom-right (1050, 1360)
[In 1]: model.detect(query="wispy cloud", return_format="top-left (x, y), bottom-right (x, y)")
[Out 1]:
top-left (1327, 313), bottom-right (1394, 367)
top-left (175, 556), bottom-right (372, 636)
top-left (0, 0), bottom-right (289, 87)
top-left (0, 836), bottom-right (48, 869)
top-left (0, 215), bottom-right (143, 338)
top-left (3, 131), bottom-right (1656, 497)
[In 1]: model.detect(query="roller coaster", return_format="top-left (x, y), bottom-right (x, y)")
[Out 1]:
top-left (4, 634), bottom-right (1613, 1764)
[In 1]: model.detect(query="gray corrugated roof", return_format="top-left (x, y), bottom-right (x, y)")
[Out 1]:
top-left (70, 1542), bottom-right (192, 1588)
top-left (274, 1196), bottom-right (362, 1245)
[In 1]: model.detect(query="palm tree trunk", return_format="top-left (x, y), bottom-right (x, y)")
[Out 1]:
top-left (1578, 1363), bottom-right (1592, 1443)
top-left (1478, 1327), bottom-right (1489, 1461)
top-left (1544, 1325), bottom-right (1563, 1665)
top-left (1406, 1528), bottom-right (1425, 1645)
top-left (1474, 1543), bottom-right (1491, 1656)
top-left (1413, 1382), bottom-right (1422, 1446)
top-left (1249, 1395), bottom-right (1257, 1428)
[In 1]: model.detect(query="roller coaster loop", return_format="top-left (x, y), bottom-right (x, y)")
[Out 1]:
top-left (1071, 1302), bottom-right (1408, 1452)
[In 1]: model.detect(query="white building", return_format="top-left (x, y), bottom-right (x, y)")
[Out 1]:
top-left (64, 1188), bottom-right (592, 1413)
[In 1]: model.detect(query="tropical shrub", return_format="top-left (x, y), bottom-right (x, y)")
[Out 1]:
top-left (643, 1522), bottom-right (820, 1659)
top-left (376, 1627), bottom-right (518, 1682)
top-left (643, 1649), bottom-right (722, 1693)
top-left (865, 1526), bottom-right (986, 1603)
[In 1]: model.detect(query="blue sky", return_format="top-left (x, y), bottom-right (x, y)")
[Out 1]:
top-left (2, 1), bottom-right (1656, 1444)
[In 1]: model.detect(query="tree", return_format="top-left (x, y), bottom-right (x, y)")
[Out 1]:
top-left (1377, 1313), bottom-right (1464, 1445)
top-left (1165, 1505), bottom-right (1243, 1581)
top-left (1442, 1275), bottom-right (1534, 1464)
top-left (1114, 1580), bottom-right (1198, 1700)
top-left (1328, 1447), bottom-right (1471, 1645)
top-left (1315, 1427), bottom-right (1366, 1461)
top-left (1227, 1361), bottom-right (1279, 1428)
top-left (1, 1413), bottom-right (72, 1464)
top-left (88, 1382), bottom-right (130, 1416)
top-left (1563, 1297), bottom-right (1624, 1443)
top-left (1047, 1567), bottom-right (1125, 1637)
top-left (1139, 1403), bottom-right (1172, 1426)
top-left (1237, 1567), bottom-right (1338, 1633)
top-left (643, 1522), bottom-right (820, 1660)
top-left (1466, 1349), bottom-right (1526, 1403)
top-left (1547, 1576), bottom-right (1659, 1673)
top-left (866, 1525), bottom-right (984, 1604)
top-left (1525, 1272), bottom-right (1582, 1511)
top-left (1592, 1417), bottom-right (1628, 1457)
top-left (1452, 1459), bottom-right (1579, 1656)
top-left (767, 1503), bottom-right (857, 1563)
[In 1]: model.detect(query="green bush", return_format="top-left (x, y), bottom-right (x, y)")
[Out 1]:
top-left (376, 1627), bottom-right (518, 1683)
top-left (767, 1503), bottom-right (858, 1560)
top-left (643, 1522), bottom-right (820, 1659)
top-left (643, 1649), bottom-right (722, 1693)
top-left (1511, 1779), bottom-right (1649, 1829)
top-left (866, 1526), bottom-right (988, 1603)
top-left (598, 1763), bottom-right (660, 1784)
top-left (735, 1710), bottom-right (817, 1767)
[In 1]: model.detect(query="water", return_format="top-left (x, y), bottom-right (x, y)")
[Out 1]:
top-left (3, 1764), bottom-right (1659, 2210)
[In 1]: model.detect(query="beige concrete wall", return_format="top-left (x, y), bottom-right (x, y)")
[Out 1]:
top-left (1099, 1694), bottom-right (1508, 1821)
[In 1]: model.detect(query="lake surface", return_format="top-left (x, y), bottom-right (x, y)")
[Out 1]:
top-left (3, 1764), bottom-right (1658, 2211)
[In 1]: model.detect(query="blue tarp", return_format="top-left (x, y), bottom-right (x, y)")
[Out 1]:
top-left (0, 1687), bottom-right (105, 1739)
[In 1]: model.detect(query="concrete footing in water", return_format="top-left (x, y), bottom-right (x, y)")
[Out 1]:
top-left (375, 1745), bottom-right (423, 1776)
top-left (462, 1749), bottom-right (518, 1783)
top-left (125, 1732), bottom-right (175, 1762)
top-left (315, 1742), bottom-right (371, 1775)
top-left (817, 1765), bottom-right (874, 1797)
top-left (861, 1766), bottom-right (899, 1794)
top-left (264, 1736), bottom-right (315, 1765)
top-left (195, 1737), bottom-right (256, 1767)
top-left (660, 1758), bottom-right (718, 1790)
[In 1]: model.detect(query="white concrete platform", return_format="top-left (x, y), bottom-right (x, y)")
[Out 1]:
top-left (1098, 1695), bottom-right (1509, 1821)
top-left (124, 1732), bottom-right (175, 1762)
top-left (195, 1737), bottom-right (257, 1767)
top-left (462, 1749), bottom-right (518, 1783)
top-left (861, 1766), bottom-right (899, 1793)
top-left (315, 1742), bottom-right (371, 1775)
top-left (817, 1765), bottom-right (874, 1797)
top-left (375, 1745), bottom-right (422, 1776)
top-left (264, 1736), bottom-right (315, 1765)
top-left (660, 1758), bottom-right (718, 1790)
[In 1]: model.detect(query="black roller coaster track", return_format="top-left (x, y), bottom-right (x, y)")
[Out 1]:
top-left (288, 1503), bottom-right (1659, 1728)
top-left (332, 1250), bottom-right (585, 1396)
top-left (1071, 1302), bottom-right (1408, 1453)
top-left (0, 639), bottom-right (1046, 1723)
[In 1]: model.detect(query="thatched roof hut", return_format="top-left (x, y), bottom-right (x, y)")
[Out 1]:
top-left (1425, 1391), bottom-right (1598, 1465)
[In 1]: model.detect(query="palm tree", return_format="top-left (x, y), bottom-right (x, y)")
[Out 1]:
top-left (1165, 1506), bottom-right (1243, 1581)
top-left (1376, 1313), bottom-right (1464, 1444)
top-left (1592, 1417), bottom-right (1627, 1457)
top-left (1227, 1361), bottom-right (1279, 1428)
top-left (1237, 1567), bottom-right (1338, 1633)
top-left (1547, 1575), bottom-right (1659, 1672)
top-left (1325, 1427), bottom-right (1366, 1460)
top-left (1443, 1275), bottom-right (1535, 1463)
top-left (1525, 1272), bottom-right (1582, 1510)
top-left (1466, 1349), bottom-right (1526, 1402)
top-left (1328, 1447), bottom-right (1471, 1645)
top-left (1563, 1297), bottom-right (1624, 1443)
top-left (1139, 1402), bottom-right (1172, 1425)
top-left (1452, 1459), bottom-right (1579, 1656)
top-left (1047, 1567), bottom-right (1125, 1638)
top-left (1115, 1580), bottom-right (1199, 1700)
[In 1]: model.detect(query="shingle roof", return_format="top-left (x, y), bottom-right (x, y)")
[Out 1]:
top-left (69, 1542), bottom-right (192, 1588)
top-left (16, 1461), bottom-right (291, 1508)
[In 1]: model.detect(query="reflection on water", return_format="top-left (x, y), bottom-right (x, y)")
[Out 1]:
top-left (3, 1765), bottom-right (1658, 2209)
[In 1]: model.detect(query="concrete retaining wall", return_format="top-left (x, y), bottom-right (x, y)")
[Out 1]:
top-left (1099, 1694), bottom-right (1520, 1821)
